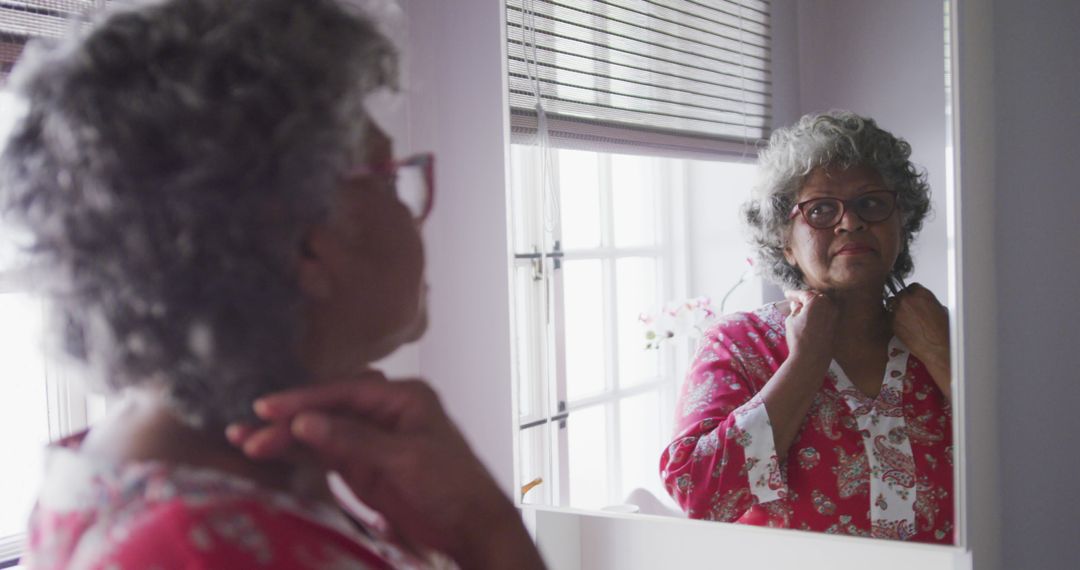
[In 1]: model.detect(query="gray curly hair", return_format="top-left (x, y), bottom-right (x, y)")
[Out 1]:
top-left (0, 0), bottom-right (397, 427)
top-left (742, 110), bottom-right (931, 291)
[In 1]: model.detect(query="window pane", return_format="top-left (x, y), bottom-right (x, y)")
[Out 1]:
top-left (562, 259), bottom-right (606, 401)
top-left (0, 293), bottom-right (50, 538)
top-left (518, 424), bottom-right (549, 506)
top-left (557, 149), bottom-right (601, 250)
top-left (567, 404), bottom-right (607, 510)
top-left (619, 391), bottom-right (666, 505)
top-left (513, 265), bottom-right (544, 420)
top-left (615, 257), bottom-right (659, 387)
top-left (611, 154), bottom-right (658, 248)
top-left (686, 160), bottom-right (762, 313)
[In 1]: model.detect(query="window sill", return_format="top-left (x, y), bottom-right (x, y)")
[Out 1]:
top-left (0, 533), bottom-right (25, 569)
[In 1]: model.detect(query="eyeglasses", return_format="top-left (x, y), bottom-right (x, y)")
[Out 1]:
top-left (788, 190), bottom-right (897, 230)
top-left (348, 153), bottom-right (435, 223)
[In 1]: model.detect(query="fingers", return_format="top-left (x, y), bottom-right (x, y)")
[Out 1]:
top-left (226, 421), bottom-right (298, 459)
top-left (784, 289), bottom-right (830, 316)
top-left (784, 289), bottom-right (817, 304)
top-left (891, 282), bottom-right (945, 310)
top-left (228, 412), bottom-right (398, 472)
top-left (289, 412), bottom-right (397, 482)
top-left (255, 373), bottom-right (429, 423)
top-left (244, 422), bottom-right (298, 459)
top-left (225, 423), bottom-right (258, 446)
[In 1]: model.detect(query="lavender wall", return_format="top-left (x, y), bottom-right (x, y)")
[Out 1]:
top-left (399, 0), bottom-right (517, 495)
top-left (993, 1), bottom-right (1080, 567)
top-left (792, 0), bottom-right (951, 301)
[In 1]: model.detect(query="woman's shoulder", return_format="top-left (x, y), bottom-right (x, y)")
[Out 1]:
top-left (35, 492), bottom-right (395, 570)
top-left (29, 441), bottom-right (394, 569)
top-left (701, 302), bottom-right (787, 340)
top-left (115, 497), bottom-right (393, 568)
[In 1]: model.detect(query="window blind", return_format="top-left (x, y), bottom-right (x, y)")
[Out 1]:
top-left (0, 1), bottom-right (105, 85)
top-left (507, 0), bottom-right (772, 155)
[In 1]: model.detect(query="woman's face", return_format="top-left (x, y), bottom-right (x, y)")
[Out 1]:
top-left (302, 127), bottom-right (428, 368)
top-left (783, 164), bottom-right (902, 294)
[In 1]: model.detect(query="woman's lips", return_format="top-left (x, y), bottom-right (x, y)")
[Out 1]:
top-left (835, 245), bottom-right (875, 256)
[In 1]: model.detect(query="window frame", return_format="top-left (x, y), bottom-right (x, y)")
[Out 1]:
top-left (511, 144), bottom-right (688, 509)
top-left (0, 273), bottom-right (97, 566)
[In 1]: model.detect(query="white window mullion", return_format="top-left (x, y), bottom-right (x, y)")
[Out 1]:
top-left (549, 256), bottom-right (571, 506)
top-left (596, 153), bottom-right (622, 506)
top-left (662, 159), bottom-right (690, 439)
top-left (543, 147), bottom-right (573, 507)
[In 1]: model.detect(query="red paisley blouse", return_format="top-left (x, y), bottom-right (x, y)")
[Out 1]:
top-left (659, 303), bottom-right (954, 543)
top-left (22, 432), bottom-right (455, 569)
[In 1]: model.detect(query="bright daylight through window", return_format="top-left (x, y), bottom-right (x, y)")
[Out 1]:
top-left (510, 144), bottom-right (764, 511)
top-left (0, 90), bottom-right (103, 566)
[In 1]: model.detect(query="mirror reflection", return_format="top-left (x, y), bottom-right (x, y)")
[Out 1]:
top-left (508, 0), bottom-right (955, 544)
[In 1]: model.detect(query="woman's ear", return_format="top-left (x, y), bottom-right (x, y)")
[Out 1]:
top-left (298, 226), bottom-right (334, 300)
top-left (782, 244), bottom-right (796, 267)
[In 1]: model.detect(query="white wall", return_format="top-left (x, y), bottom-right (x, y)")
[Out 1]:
top-left (952, 1), bottom-right (1000, 566)
top-left (398, 0), bottom-right (517, 497)
top-left (685, 160), bottom-right (763, 312)
top-left (992, 1), bottom-right (1080, 568)
top-left (785, 0), bottom-right (951, 300)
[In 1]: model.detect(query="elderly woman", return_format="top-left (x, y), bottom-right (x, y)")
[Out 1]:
top-left (0, 0), bottom-right (543, 568)
top-left (659, 111), bottom-right (953, 543)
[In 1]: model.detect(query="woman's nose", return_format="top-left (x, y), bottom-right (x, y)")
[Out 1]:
top-left (834, 207), bottom-right (866, 233)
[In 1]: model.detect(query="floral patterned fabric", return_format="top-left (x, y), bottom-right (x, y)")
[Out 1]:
top-left (23, 432), bottom-right (455, 569)
top-left (659, 303), bottom-right (954, 543)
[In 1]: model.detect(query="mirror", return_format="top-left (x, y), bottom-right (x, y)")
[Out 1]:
top-left (508, 0), bottom-right (957, 544)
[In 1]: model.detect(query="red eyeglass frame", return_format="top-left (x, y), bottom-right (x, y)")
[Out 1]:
top-left (348, 153), bottom-right (436, 223)
top-left (787, 190), bottom-right (897, 230)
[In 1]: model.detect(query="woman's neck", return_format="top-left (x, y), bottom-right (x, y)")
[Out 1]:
top-left (829, 288), bottom-right (892, 352)
top-left (81, 388), bottom-right (332, 502)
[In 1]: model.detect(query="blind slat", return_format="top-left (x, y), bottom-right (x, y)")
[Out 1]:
top-left (507, 51), bottom-right (770, 111)
top-left (507, 10), bottom-right (770, 84)
top-left (508, 1), bottom-right (769, 68)
top-left (510, 108), bottom-right (760, 160)
top-left (507, 30), bottom-right (770, 94)
top-left (508, 84), bottom-right (771, 135)
top-left (0, 1), bottom-right (97, 38)
top-left (507, 0), bottom-right (772, 147)
top-left (1, 1), bottom-right (109, 86)
top-left (674, 0), bottom-right (772, 23)
top-left (509, 94), bottom-right (766, 141)
top-left (523, 0), bottom-right (772, 60)
top-left (507, 60), bottom-right (770, 119)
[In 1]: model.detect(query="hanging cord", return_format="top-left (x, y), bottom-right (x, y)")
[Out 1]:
top-left (737, 1), bottom-right (751, 160)
top-left (520, 0), bottom-right (560, 238)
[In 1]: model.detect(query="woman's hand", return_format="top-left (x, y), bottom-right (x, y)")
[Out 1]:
top-left (890, 283), bottom-right (952, 400)
top-left (227, 376), bottom-right (545, 570)
top-left (783, 289), bottom-right (839, 367)
top-left (758, 290), bottom-right (839, 457)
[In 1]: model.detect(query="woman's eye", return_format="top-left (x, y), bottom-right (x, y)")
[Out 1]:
top-left (809, 202), bottom-right (838, 217)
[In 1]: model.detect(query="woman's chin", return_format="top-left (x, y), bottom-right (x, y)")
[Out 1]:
top-left (374, 308), bottom-right (428, 358)
top-left (814, 272), bottom-right (888, 294)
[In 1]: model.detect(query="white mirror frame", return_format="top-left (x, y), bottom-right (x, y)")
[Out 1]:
top-left (401, 0), bottom-right (1000, 568)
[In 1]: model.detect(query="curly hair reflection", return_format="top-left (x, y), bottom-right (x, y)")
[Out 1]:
top-left (742, 110), bottom-right (932, 290)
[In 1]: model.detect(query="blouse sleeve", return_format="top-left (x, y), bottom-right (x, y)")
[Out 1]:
top-left (91, 500), bottom-right (390, 570)
top-left (659, 325), bottom-right (788, 521)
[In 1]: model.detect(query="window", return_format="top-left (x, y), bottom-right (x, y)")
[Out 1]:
top-left (0, 263), bottom-right (104, 566)
top-left (0, 89), bottom-right (103, 569)
top-left (504, 0), bottom-right (773, 513)
top-left (510, 143), bottom-right (764, 511)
